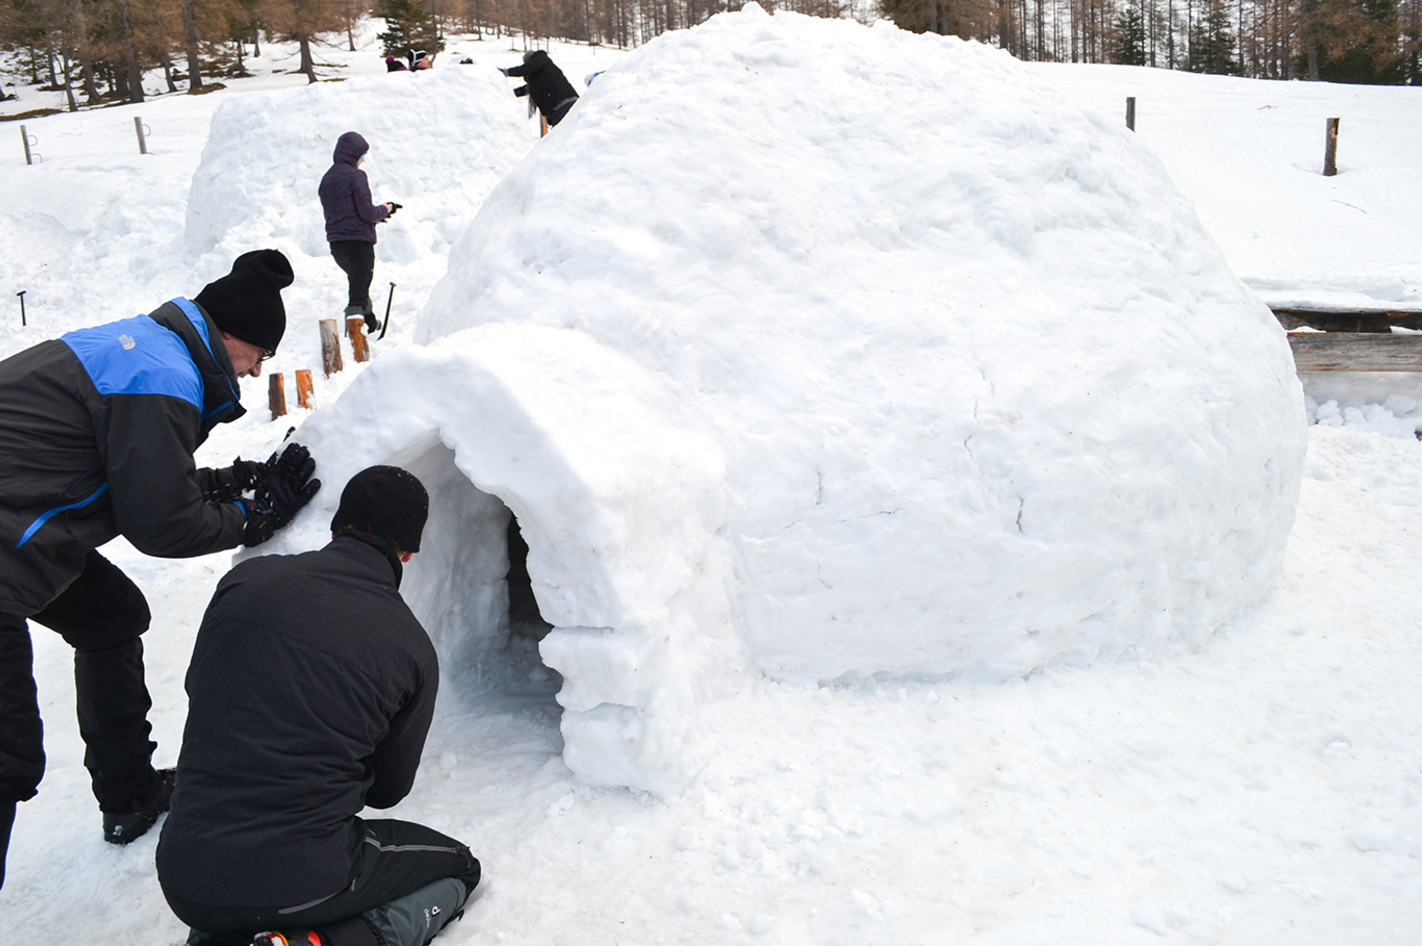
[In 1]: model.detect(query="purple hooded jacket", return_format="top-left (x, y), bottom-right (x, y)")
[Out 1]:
top-left (318, 131), bottom-right (390, 243)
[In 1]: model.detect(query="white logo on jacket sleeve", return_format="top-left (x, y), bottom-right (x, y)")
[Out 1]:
top-left (119, 334), bottom-right (136, 350)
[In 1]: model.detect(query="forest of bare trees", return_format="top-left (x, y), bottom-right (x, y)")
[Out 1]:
top-left (1, 0), bottom-right (1416, 113)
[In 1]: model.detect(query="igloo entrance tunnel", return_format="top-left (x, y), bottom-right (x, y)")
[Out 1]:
top-left (260, 9), bottom-right (1306, 794)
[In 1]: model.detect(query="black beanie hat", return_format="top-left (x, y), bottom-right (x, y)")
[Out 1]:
top-left (193, 249), bottom-right (294, 354)
top-left (331, 465), bottom-right (429, 553)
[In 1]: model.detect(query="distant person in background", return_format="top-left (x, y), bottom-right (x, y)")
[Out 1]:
top-left (500, 50), bottom-right (579, 129)
top-left (156, 466), bottom-right (480, 946)
top-left (318, 131), bottom-right (398, 333)
top-left (408, 49), bottom-right (433, 71)
top-left (384, 55), bottom-right (407, 72)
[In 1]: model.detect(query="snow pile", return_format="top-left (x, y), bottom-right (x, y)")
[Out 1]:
top-left (294, 7), bottom-right (1306, 791)
top-left (186, 66), bottom-right (531, 265)
top-left (1303, 373), bottom-right (1422, 438)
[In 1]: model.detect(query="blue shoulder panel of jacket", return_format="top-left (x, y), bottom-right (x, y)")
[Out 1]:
top-left (60, 313), bottom-right (204, 409)
top-left (171, 295), bottom-right (242, 420)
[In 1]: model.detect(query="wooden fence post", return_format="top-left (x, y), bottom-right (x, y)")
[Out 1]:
top-left (320, 319), bottom-right (343, 377)
top-left (134, 116), bottom-right (149, 155)
top-left (346, 316), bottom-right (370, 363)
top-left (268, 373), bottom-right (286, 420)
top-left (1125, 96), bottom-right (1135, 131)
top-left (295, 369), bottom-right (314, 409)
top-left (20, 124), bottom-right (36, 165)
top-left (1324, 117), bottom-right (1340, 177)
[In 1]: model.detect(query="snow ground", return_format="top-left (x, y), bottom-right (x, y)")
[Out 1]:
top-left (0, 13), bottom-right (1419, 946)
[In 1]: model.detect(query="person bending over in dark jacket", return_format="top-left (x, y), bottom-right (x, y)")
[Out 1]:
top-left (0, 249), bottom-right (322, 889)
top-left (157, 466), bottom-right (480, 946)
top-left (318, 131), bottom-right (397, 333)
top-left (501, 50), bottom-right (579, 129)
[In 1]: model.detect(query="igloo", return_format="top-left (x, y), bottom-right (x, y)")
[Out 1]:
top-left (271, 7), bottom-right (1306, 793)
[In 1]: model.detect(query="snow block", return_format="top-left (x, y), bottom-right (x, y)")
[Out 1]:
top-left (266, 324), bottom-right (738, 793)
top-left (303, 9), bottom-right (1305, 792)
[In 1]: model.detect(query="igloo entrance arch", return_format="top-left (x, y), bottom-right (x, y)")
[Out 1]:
top-left (273, 324), bottom-right (741, 794)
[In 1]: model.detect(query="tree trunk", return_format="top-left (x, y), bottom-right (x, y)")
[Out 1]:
top-left (160, 48), bottom-right (179, 93)
top-left (118, 0), bottom-right (144, 103)
top-left (1304, 0), bottom-right (1320, 79)
top-left (61, 55), bottom-right (78, 111)
top-left (183, 3), bottom-right (205, 90)
top-left (70, 0), bottom-right (98, 100)
top-left (298, 32), bottom-right (317, 83)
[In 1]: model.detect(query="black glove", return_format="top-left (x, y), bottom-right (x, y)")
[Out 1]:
top-left (243, 443), bottom-right (321, 547)
top-left (201, 456), bottom-right (272, 503)
top-left (498, 66), bottom-right (512, 76)
top-left (387, 202), bottom-right (402, 216)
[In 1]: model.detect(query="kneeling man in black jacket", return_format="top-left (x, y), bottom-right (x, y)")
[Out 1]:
top-left (157, 466), bottom-right (480, 946)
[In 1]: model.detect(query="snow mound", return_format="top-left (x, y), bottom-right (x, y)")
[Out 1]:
top-left (298, 7), bottom-right (1306, 791)
top-left (186, 67), bottom-right (530, 263)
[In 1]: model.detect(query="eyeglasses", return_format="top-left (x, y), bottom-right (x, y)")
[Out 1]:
top-left (257, 348), bottom-right (274, 363)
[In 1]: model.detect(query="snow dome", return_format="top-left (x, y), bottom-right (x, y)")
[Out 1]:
top-left (280, 7), bottom-right (1306, 792)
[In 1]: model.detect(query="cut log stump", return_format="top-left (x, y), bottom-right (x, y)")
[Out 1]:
top-left (295, 369), bottom-right (314, 409)
top-left (347, 317), bottom-right (370, 363)
top-left (320, 319), bottom-right (343, 377)
top-left (268, 372), bottom-right (287, 420)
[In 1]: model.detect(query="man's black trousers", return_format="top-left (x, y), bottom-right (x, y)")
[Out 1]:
top-left (166, 818), bottom-right (482, 945)
top-left (330, 240), bottom-right (376, 311)
top-left (0, 550), bottom-right (161, 812)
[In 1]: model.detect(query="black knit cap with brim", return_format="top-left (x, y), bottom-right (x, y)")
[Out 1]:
top-left (331, 465), bottom-right (430, 553)
top-left (193, 249), bottom-right (294, 354)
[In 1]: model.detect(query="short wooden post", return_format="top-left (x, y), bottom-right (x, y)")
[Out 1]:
top-left (1125, 96), bottom-right (1136, 132)
top-left (20, 124), bottom-right (35, 165)
top-left (320, 319), bottom-right (343, 377)
top-left (540, 114), bottom-right (549, 137)
top-left (1323, 117), bottom-right (1340, 177)
top-left (346, 316), bottom-right (370, 363)
top-left (134, 116), bottom-right (148, 155)
top-left (268, 372), bottom-right (287, 420)
top-left (295, 369), bottom-right (314, 409)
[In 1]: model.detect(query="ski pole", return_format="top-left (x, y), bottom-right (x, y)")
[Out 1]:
top-left (378, 282), bottom-right (395, 340)
top-left (16, 290), bottom-right (25, 326)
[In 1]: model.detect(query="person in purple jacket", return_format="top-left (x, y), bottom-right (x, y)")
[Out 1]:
top-left (318, 132), bottom-right (398, 333)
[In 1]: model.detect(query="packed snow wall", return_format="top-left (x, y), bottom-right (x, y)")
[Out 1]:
top-left (185, 67), bottom-right (531, 265)
top-left (267, 325), bottom-right (739, 793)
top-left (291, 8), bottom-right (1304, 791)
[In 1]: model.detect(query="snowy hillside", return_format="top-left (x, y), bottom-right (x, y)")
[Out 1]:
top-left (0, 9), bottom-right (1418, 946)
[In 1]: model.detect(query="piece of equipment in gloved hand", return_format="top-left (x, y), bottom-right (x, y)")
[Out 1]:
top-left (242, 442), bottom-right (321, 547)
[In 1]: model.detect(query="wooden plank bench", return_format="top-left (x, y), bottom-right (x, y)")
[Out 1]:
top-left (1271, 308), bottom-right (1422, 372)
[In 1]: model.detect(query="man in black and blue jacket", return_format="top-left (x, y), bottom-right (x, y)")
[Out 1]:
top-left (0, 249), bottom-right (321, 889)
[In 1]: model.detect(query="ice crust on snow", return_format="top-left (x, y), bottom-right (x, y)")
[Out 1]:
top-left (275, 8), bottom-right (1306, 791)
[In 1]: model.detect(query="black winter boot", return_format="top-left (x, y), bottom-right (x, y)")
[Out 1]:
top-left (102, 767), bottom-right (174, 844)
top-left (343, 304), bottom-right (381, 334)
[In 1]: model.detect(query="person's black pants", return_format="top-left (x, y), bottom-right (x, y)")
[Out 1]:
top-left (166, 818), bottom-right (481, 945)
top-left (330, 240), bottom-right (376, 311)
top-left (0, 551), bottom-right (160, 886)
top-left (0, 550), bottom-right (158, 810)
